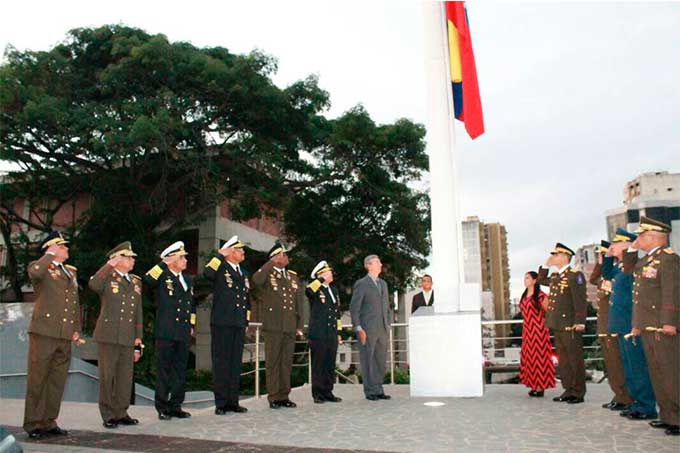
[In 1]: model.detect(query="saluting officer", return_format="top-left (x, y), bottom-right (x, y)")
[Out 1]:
top-left (144, 241), bottom-right (195, 420)
top-left (203, 235), bottom-right (250, 415)
top-left (625, 216), bottom-right (679, 436)
top-left (306, 260), bottom-right (343, 404)
top-left (23, 232), bottom-right (80, 439)
top-left (252, 241), bottom-right (304, 409)
top-left (590, 240), bottom-right (632, 411)
top-left (537, 243), bottom-right (588, 404)
top-left (89, 241), bottom-right (143, 429)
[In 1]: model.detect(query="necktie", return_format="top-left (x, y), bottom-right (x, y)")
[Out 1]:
top-left (59, 264), bottom-right (71, 279)
top-left (236, 266), bottom-right (242, 277)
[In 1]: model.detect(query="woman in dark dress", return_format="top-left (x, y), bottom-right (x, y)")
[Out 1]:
top-left (519, 271), bottom-right (555, 396)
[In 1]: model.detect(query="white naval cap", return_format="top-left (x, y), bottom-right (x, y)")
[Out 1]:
top-left (220, 235), bottom-right (245, 250)
top-left (160, 241), bottom-right (189, 258)
top-left (310, 260), bottom-right (332, 279)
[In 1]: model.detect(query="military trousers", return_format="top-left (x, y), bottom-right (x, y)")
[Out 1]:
top-left (554, 330), bottom-right (586, 399)
top-left (97, 342), bottom-right (134, 422)
top-left (264, 330), bottom-right (295, 402)
top-left (154, 339), bottom-right (189, 414)
top-left (600, 335), bottom-right (632, 405)
top-left (309, 338), bottom-right (338, 399)
top-left (641, 331), bottom-right (679, 425)
top-left (358, 329), bottom-right (388, 397)
top-left (23, 333), bottom-right (72, 433)
top-left (211, 325), bottom-right (245, 409)
top-left (618, 335), bottom-right (657, 416)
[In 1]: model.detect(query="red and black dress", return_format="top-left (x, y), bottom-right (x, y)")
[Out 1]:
top-left (519, 292), bottom-right (556, 390)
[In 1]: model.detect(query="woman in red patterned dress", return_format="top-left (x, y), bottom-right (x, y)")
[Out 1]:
top-left (519, 271), bottom-right (555, 396)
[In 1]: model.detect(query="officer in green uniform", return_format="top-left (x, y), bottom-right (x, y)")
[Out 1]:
top-left (252, 241), bottom-right (304, 409)
top-left (590, 240), bottom-right (632, 410)
top-left (144, 241), bottom-right (195, 420)
top-left (537, 243), bottom-right (588, 404)
top-left (203, 235), bottom-right (250, 414)
top-left (306, 260), bottom-right (343, 404)
top-left (23, 232), bottom-right (80, 439)
top-left (89, 241), bottom-right (143, 428)
top-left (625, 216), bottom-right (680, 436)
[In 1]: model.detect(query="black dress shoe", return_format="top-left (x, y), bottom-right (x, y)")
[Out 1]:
top-left (377, 394), bottom-right (391, 400)
top-left (117, 416), bottom-right (139, 425)
top-left (313, 397), bottom-right (325, 404)
top-left (533, 391), bottom-right (544, 397)
top-left (171, 410), bottom-right (191, 418)
top-left (602, 401), bottom-right (614, 409)
top-left (649, 420), bottom-right (672, 429)
top-left (45, 426), bottom-right (68, 436)
top-left (325, 395), bottom-right (342, 402)
top-left (665, 426), bottom-right (680, 436)
top-left (215, 408), bottom-right (228, 415)
top-left (627, 411), bottom-right (657, 420)
top-left (553, 395), bottom-right (569, 402)
top-left (609, 402), bottom-right (628, 411)
top-left (269, 401), bottom-right (281, 409)
top-left (366, 395), bottom-right (379, 401)
top-left (230, 405), bottom-right (248, 413)
top-left (103, 419), bottom-right (118, 429)
top-left (566, 397), bottom-right (584, 404)
top-left (27, 429), bottom-right (43, 440)
top-left (528, 390), bottom-right (537, 397)
top-left (280, 399), bottom-right (297, 408)
top-left (620, 409), bottom-right (633, 417)
top-left (158, 412), bottom-right (172, 420)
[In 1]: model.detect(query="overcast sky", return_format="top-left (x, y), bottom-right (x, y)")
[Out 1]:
top-left (2, 1), bottom-right (679, 298)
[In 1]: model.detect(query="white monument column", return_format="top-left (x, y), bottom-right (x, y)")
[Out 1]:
top-left (408, 1), bottom-right (483, 397)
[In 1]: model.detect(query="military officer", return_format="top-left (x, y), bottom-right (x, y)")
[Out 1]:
top-left (144, 241), bottom-right (195, 420)
top-left (537, 243), bottom-right (588, 404)
top-left (603, 229), bottom-right (657, 421)
top-left (306, 260), bottom-right (343, 404)
top-left (590, 240), bottom-right (632, 410)
top-left (23, 232), bottom-right (80, 439)
top-left (203, 235), bottom-right (250, 415)
top-left (252, 241), bottom-right (304, 409)
top-left (625, 216), bottom-right (679, 436)
top-left (89, 242), bottom-right (143, 428)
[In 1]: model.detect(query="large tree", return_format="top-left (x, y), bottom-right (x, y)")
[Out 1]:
top-left (0, 25), bottom-right (430, 309)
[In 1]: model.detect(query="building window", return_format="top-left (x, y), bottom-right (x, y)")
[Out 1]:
top-left (339, 353), bottom-right (346, 362)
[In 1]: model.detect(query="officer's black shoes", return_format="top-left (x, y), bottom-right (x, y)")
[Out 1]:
top-left (215, 408), bottom-right (228, 415)
top-left (552, 395), bottom-right (569, 402)
top-left (117, 416), bottom-right (139, 425)
top-left (158, 412), bottom-right (172, 420)
top-left (172, 410), bottom-right (191, 418)
top-left (566, 397), bottom-right (584, 404)
top-left (325, 395), bottom-right (342, 402)
top-left (377, 394), bottom-right (391, 400)
top-left (665, 426), bottom-right (680, 436)
top-left (650, 420), bottom-right (673, 429)
top-left (619, 409), bottom-right (632, 417)
top-left (103, 419), bottom-right (118, 429)
top-left (45, 426), bottom-right (68, 436)
top-left (529, 390), bottom-right (544, 397)
top-left (27, 429), bottom-right (43, 439)
top-left (230, 405), bottom-right (248, 413)
top-left (627, 411), bottom-right (657, 420)
top-left (280, 399), bottom-right (297, 408)
top-left (366, 395), bottom-right (380, 401)
top-left (608, 402), bottom-right (628, 411)
top-left (313, 397), bottom-right (325, 404)
top-left (269, 401), bottom-right (281, 409)
top-left (602, 401), bottom-right (614, 409)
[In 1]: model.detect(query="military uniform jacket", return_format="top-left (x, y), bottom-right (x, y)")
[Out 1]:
top-left (537, 266), bottom-right (587, 330)
top-left (601, 256), bottom-right (633, 334)
top-left (203, 255), bottom-right (250, 328)
top-left (306, 279), bottom-right (341, 340)
top-left (144, 262), bottom-right (195, 342)
top-left (89, 263), bottom-right (143, 346)
top-left (27, 254), bottom-right (81, 340)
top-left (252, 261), bottom-right (304, 333)
top-left (624, 248), bottom-right (680, 330)
top-left (589, 263), bottom-right (612, 335)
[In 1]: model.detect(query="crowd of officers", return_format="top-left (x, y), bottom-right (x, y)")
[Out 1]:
top-left (539, 216), bottom-right (679, 437)
top-left (22, 233), bottom-right (346, 439)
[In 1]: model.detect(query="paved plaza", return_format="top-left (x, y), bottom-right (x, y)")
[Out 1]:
top-left (2, 384), bottom-right (678, 452)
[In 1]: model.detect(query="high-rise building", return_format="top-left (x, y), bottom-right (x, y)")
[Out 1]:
top-left (606, 171), bottom-right (680, 247)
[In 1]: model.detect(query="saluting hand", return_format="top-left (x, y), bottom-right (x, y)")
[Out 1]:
top-left (45, 244), bottom-right (60, 256)
top-left (107, 256), bottom-right (123, 268)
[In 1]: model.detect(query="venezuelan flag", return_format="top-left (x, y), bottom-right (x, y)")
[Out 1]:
top-left (445, 1), bottom-right (484, 139)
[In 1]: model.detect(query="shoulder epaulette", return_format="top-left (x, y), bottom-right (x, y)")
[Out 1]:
top-left (663, 248), bottom-right (675, 254)
top-left (307, 279), bottom-right (322, 293)
top-left (130, 273), bottom-right (141, 281)
top-left (205, 257), bottom-right (221, 271)
top-left (287, 270), bottom-right (298, 276)
top-left (65, 264), bottom-right (77, 271)
top-left (570, 268), bottom-right (578, 273)
top-left (146, 265), bottom-right (163, 280)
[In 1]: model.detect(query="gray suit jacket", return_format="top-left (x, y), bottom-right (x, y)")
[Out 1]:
top-left (350, 275), bottom-right (391, 337)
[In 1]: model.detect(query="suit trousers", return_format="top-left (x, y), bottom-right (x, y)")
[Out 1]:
top-left (154, 339), bottom-right (189, 414)
top-left (600, 336), bottom-right (632, 405)
top-left (641, 332), bottom-right (679, 425)
top-left (211, 325), bottom-right (245, 409)
top-left (97, 342), bottom-right (134, 421)
top-left (554, 331), bottom-right (586, 399)
top-left (309, 338), bottom-right (338, 399)
top-left (23, 333), bottom-right (72, 433)
top-left (618, 335), bottom-right (657, 416)
top-left (264, 330), bottom-right (295, 402)
top-left (358, 330), bottom-right (388, 397)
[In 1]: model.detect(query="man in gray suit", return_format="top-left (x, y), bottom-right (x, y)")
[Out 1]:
top-left (350, 255), bottom-right (392, 401)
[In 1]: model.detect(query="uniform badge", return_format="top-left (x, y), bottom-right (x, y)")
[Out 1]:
top-left (134, 284), bottom-right (141, 295)
top-left (575, 273), bottom-right (585, 285)
top-left (165, 277), bottom-right (174, 296)
top-left (319, 293), bottom-right (326, 304)
top-left (642, 267), bottom-right (658, 279)
top-left (600, 280), bottom-right (612, 294)
top-left (245, 277), bottom-right (250, 289)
